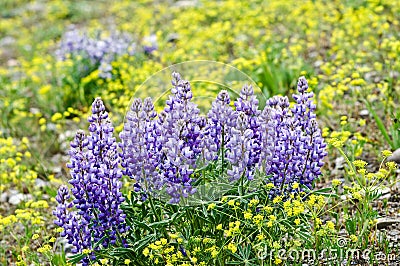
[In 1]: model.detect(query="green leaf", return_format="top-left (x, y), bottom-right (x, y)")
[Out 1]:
top-left (364, 99), bottom-right (394, 149)
top-left (312, 187), bottom-right (339, 198)
top-left (132, 220), bottom-right (152, 231)
top-left (132, 233), bottom-right (157, 252)
top-left (67, 253), bottom-right (86, 264)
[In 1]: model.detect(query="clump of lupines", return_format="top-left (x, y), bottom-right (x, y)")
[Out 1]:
top-left (54, 98), bottom-right (128, 265)
top-left (55, 26), bottom-right (136, 78)
top-left (120, 73), bottom-right (326, 202)
top-left (261, 77), bottom-right (327, 194)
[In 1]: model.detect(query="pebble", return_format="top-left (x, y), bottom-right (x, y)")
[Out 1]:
top-left (359, 109), bottom-right (369, 117)
top-left (335, 157), bottom-right (345, 170)
top-left (1, 189), bottom-right (34, 205)
top-left (174, 0), bottom-right (198, 8)
top-left (35, 178), bottom-right (49, 188)
top-left (9, 193), bottom-right (32, 205)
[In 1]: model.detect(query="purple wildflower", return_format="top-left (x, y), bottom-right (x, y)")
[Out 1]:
top-left (204, 90), bottom-right (236, 162)
top-left (119, 97), bottom-right (160, 200)
top-left (156, 72), bottom-right (204, 203)
top-left (54, 98), bottom-right (128, 265)
top-left (262, 77), bottom-right (327, 194)
top-left (56, 26), bottom-right (136, 78)
top-left (226, 112), bottom-right (255, 181)
top-left (232, 84), bottom-right (261, 180)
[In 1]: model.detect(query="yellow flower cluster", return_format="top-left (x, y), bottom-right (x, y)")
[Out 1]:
top-left (224, 221), bottom-right (241, 237)
top-left (0, 136), bottom-right (38, 191)
top-left (143, 235), bottom-right (216, 265)
top-left (283, 199), bottom-right (305, 217)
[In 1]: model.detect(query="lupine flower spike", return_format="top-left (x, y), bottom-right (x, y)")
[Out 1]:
top-left (54, 98), bottom-right (128, 265)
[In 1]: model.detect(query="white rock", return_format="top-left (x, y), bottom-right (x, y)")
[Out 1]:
top-left (359, 109), bottom-right (369, 117)
top-left (35, 178), bottom-right (49, 188)
top-left (174, 0), bottom-right (199, 8)
top-left (0, 192), bottom-right (8, 202)
top-left (8, 193), bottom-right (32, 205)
top-left (335, 157), bottom-right (345, 170)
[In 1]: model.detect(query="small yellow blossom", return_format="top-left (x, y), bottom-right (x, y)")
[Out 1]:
top-left (273, 196), bottom-right (282, 204)
top-left (143, 247), bottom-right (150, 257)
top-left (228, 199), bottom-right (235, 206)
top-left (386, 162), bottom-right (397, 171)
top-left (100, 258), bottom-right (109, 264)
top-left (352, 191), bottom-right (363, 200)
top-left (263, 206), bottom-right (273, 213)
top-left (39, 118), bottom-right (46, 125)
top-left (169, 233), bottom-right (178, 239)
top-left (332, 179), bottom-right (342, 187)
top-left (293, 240), bottom-right (301, 247)
top-left (256, 233), bottom-right (265, 240)
top-left (381, 150), bottom-right (392, 157)
top-left (207, 203), bottom-right (216, 211)
top-left (325, 221), bottom-right (335, 231)
top-left (249, 198), bottom-right (259, 207)
top-left (265, 183), bottom-right (275, 189)
top-left (82, 249), bottom-right (92, 254)
top-left (51, 112), bottom-right (63, 122)
top-left (243, 210), bottom-right (253, 220)
top-left (350, 235), bottom-right (358, 243)
top-left (353, 160), bottom-right (367, 168)
top-left (272, 241), bottom-right (281, 249)
top-left (227, 243), bottom-right (237, 253)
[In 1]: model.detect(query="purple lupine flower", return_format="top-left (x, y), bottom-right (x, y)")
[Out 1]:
top-left (156, 72), bottom-right (204, 203)
top-left (226, 112), bottom-right (255, 181)
top-left (56, 26), bottom-right (136, 78)
top-left (264, 95), bottom-right (293, 192)
top-left (119, 97), bottom-right (160, 200)
top-left (262, 77), bottom-right (327, 194)
top-left (86, 98), bottom-right (128, 244)
top-left (290, 77), bottom-right (327, 188)
top-left (258, 106), bottom-right (276, 174)
top-left (204, 90), bottom-right (236, 161)
top-left (233, 85), bottom-right (261, 180)
top-left (292, 76), bottom-right (317, 130)
top-left (54, 98), bottom-right (128, 265)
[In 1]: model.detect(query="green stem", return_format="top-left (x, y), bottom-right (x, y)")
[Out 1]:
top-left (148, 194), bottom-right (161, 223)
top-left (221, 126), bottom-right (225, 176)
top-left (337, 147), bottom-right (356, 180)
